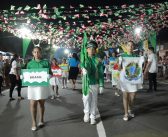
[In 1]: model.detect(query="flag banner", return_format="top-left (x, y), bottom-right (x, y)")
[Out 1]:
top-left (51, 68), bottom-right (62, 77)
top-left (21, 68), bottom-right (49, 86)
top-left (120, 57), bottom-right (143, 84)
top-left (111, 70), bottom-right (120, 86)
top-left (80, 32), bottom-right (89, 96)
top-left (109, 58), bottom-right (118, 72)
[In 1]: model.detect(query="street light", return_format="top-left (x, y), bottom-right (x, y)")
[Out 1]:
top-left (64, 49), bottom-right (69, 54)
top-left (134, 27), bottom-right (142, 36)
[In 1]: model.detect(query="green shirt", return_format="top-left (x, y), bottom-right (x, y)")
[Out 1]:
top-left (27, 59), bottom-right (50, 69)
top-left (122, 52), bottom-right (138, 57)
top-left (85, 56), bottom-right (104, 87)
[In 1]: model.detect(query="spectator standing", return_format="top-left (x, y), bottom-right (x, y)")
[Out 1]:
top-left (68, 53), bottom-right (80, 90)
top-left (9, 54), bottom-right (24, 101)
top-left (144, 47), bottom-right (158, 92)
top-left (3, 59), bottom-right (11, 88)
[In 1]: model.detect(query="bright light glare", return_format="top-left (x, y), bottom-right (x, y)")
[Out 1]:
top-left (64, 49), bottom-right (69, 54)
top-left (134, 27), bottom-right (142, 35)
top-left (53, 45), bottom-right (59, 49)
top-left (18, 27), bottom-right (32, 39)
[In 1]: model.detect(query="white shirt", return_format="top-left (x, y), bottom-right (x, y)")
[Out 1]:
top-left (9, 60), bottom-right (21, 75)
top-left (148, 53), bottom-right (157, 73)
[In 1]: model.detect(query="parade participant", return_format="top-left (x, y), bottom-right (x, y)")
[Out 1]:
top-left (81, 40), bottom-right (104, 125)
top-left (9, 54), bottom-right (24, 101)
top-left (109, 52), bottom-right (120, 96)
top-left (49, 58), bottom-right (61, 99)
top-left (119, 41), bottom-right (143, 121)
top-left (144, 47), bottom-right (157, 92)
top-left (27, 46), bottom-right (51, 131)
top-left (59, 58), bottom-right (69, 89)
top-left (0, 53), bottom-right (4, 96)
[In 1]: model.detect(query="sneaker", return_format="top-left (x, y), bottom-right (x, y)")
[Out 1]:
top-left (123, 115), bottom-right (128, 121)
top-left (90, 118), bottom-right (96, 125)
top-left (83, 113), bottom-right (89, 123)
top-left (62, 86), bottom-right (65, 89)
top-left (128, 110), bottom-right (135, 118)
top-left (51, 96), bottom-right (55, 99)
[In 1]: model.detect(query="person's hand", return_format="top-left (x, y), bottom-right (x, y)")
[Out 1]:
top-left (99, 87), bottom-right (104, 94)
top-left (82, 68), bottom-right (87, 75)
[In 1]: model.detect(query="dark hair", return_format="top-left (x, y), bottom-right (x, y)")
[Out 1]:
top-left (88, 40), bottom-right (98, 49)
top-left (33, 46), bottom-right (42, 52)
top-left (148, 47), bottom-right (154, 53)
top-left (72, 53), bottom-right (79, 61)
top-left (52, 58), bottom-right (57, 62)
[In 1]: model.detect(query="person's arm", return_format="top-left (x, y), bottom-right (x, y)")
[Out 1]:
top-left (144, 55), bottom-right (152, 78)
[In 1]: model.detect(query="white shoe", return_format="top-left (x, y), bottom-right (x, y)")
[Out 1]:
top-left (31, 126), bottom-right (37, 131)
top-left (83, 113), bottom-right (89, 123)
top-left (115, 92), bottom-right (120, 96)
top-left (62, 86), bottom-right (65, 89)
top-left (51, 96), bottom-right (55, 99)
top-left (90, 118), bottom-right (96, 125)
top-left (56, 95), bottom-right (60, 98)
top-left (123, 115), bottom-right (129, 121)
top-left (128, 110), bottom-right (135, 118)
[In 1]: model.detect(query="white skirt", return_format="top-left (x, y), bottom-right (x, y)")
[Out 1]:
top-left (27, 86), bottom-right (50, 100)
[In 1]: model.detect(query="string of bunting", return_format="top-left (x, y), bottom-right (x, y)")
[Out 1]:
top-left (0, 2), bottom-right (168, 47)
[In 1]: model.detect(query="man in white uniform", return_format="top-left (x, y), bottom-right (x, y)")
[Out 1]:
top-left (144, 47), bottom-right (157, 92)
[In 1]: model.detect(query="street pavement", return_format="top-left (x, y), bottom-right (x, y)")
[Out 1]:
top-left (0, 79), bottom-right (168, 137)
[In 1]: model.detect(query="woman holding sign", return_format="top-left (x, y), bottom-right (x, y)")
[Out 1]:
top-left (27, 46), bottom-right (51, 131)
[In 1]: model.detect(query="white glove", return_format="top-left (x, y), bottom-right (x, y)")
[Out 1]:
top-left (20, 75), bottom-right (23, 79)
top-left (82, 68), bottom-right (87, 75)
top-left (99, 87), bottom-right (104, 94)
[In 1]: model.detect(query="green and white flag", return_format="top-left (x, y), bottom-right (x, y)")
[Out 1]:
top-left (80, 32), bottom-right (89, 96)
top-left (21, 68), bottom-right (49, 86)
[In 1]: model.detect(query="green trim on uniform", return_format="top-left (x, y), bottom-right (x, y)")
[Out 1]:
top-left (27, 59), bottom-right (50, 69)
top-left (122, 52), bottom-right (138, 57)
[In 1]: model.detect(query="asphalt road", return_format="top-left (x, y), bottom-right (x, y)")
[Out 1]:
top-left (0, 79), bottom-right (168, 137)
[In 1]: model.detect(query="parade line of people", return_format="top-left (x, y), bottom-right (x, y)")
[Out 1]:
top-left (0, 40), bottom-right (165, 131)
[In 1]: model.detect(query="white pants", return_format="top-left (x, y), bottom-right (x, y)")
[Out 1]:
top-left (82, 84), bottom-right (98, 119)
